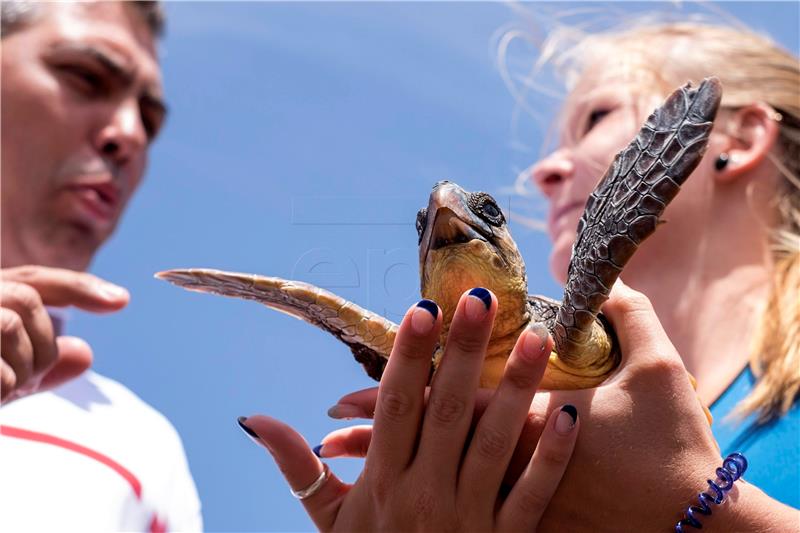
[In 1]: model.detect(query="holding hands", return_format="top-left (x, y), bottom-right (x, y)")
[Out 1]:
top-left (239, 288), bottom-right (579, 532)
top-left (325, 282), bottom-right (734, 531)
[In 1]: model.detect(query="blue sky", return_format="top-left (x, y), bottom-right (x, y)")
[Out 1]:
top-left (71, 2), bottom-right (799, 531)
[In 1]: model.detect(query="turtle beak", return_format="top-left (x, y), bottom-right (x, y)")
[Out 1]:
top-left (419, 181), bottom-right (492, 268)
top-left (429, 208), bottom-right (485, 250)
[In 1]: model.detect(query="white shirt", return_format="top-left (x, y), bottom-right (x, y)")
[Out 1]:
top-left (0, 371), bottom-right (202, 532)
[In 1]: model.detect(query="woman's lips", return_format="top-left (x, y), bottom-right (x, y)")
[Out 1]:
top-left (548, 201), bottom-right (585, 239)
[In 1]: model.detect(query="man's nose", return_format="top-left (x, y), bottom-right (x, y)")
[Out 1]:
top-left (530, 148), bottom-right (575, 199)
top-left (94, 99), bottom-right (147, 166)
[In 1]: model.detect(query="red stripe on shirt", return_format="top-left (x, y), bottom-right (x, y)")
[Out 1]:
top-left (0, 424), bottom-right (142, 499)
top-left (149, 514), bottom-right (168, 533)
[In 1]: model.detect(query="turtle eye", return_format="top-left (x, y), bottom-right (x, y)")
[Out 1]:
top-left (482, 201), bottom-right (501, 220)
top-left (416, 208), bottom-right (428, 243)
top-left (469, 192), bottom-right (505, 226)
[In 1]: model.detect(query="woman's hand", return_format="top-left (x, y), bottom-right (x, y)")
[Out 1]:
top-left (323, 282), bottom-right (731, 531)
top-left (239, 288), bottom-right (580, 532)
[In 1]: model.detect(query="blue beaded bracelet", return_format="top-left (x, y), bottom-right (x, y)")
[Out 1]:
top-left (675, 452), bottom-right (748, 532)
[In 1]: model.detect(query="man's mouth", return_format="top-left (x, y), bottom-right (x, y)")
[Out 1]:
top-left (64, 183), bottom-right (120, 223)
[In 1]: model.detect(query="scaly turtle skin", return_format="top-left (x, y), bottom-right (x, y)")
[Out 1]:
top-left (157, 78), bottom-right (721, 391)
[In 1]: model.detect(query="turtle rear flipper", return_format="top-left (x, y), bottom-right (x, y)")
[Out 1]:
top-left (555, 77), bottom-right (722, 368)
top-left (156, 268), bottom-right (397, 380)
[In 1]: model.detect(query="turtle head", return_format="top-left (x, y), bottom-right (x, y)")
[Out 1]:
top-left (417, 181), bottom-right (528, 336)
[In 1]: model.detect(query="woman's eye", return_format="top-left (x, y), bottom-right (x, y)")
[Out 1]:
top-left (585, 108), bottom-right (611, 133)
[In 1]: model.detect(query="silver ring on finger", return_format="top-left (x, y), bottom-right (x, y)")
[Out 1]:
top-left (291, 463), bottom-right (331, 500)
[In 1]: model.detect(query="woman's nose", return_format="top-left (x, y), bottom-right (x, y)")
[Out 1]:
top-left (530, 148), bottom-right (575, 199)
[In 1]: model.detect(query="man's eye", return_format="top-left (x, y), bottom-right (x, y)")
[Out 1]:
top-left (585, 108), bottom-right (611, 133)
top-left (140, 109), bottom-right (162, 141)
top-left (60, 66), bottom-right (105, 94)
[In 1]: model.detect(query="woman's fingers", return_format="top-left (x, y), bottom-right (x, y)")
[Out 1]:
top-left (498, 404), bottom-right (579, 531)
top-left (327, 388), bottom-right (377, 419)
top-left (604, 281), bottom-right (713, 430)
top-left (315, 425), bottom-right (374, 458)
top-left (415, 288), bottom-right (496, 480)
top-left (602, 280), bottom-right (677, 367)
top-left (239, 415), bottom-right (348, 531)
top-left (330, 386), bottom-right (505, 425)
top-left (366, 299), bottom-right (441, 473)
top-left (458, 324), bottom-right (552, 511)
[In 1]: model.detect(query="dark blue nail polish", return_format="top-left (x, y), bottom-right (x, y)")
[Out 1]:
top-left (416, 299), bottom-right (438, 319)
top-left (560, 404), bottom-right (578, 424)
top-left (468, 287), bottom-right (492, 310)
top-left (237, 416), bottom-right (260, 441)
top-left (312, 444), bottom-right (323, 458)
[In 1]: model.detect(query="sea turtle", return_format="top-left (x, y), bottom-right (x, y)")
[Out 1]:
top-left (157, 78), bottom-right (721, 392)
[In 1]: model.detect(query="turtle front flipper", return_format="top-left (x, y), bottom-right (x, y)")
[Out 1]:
top-left (156, 268), bottom-right (397, 380)
top-left (554, 77), bottom-right (723, 374)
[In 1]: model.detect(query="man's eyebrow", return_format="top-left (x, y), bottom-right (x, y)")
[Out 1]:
top-left (52, 42), bottom-right (167, 120)
top-left (52, 42), bottom-right (135, 85)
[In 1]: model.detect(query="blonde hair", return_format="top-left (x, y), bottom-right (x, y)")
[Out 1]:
top-left (507, 19), bottom-right (800, 423)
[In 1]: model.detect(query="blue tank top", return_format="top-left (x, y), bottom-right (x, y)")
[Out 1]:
top-left (710, 366), bottom-right (799, 508)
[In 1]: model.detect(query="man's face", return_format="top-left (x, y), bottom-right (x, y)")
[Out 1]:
top-left (1, 2), bottom-right (165, 270)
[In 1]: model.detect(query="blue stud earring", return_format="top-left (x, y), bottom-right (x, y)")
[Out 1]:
top-left (714, 153), bottom-right (730, 171)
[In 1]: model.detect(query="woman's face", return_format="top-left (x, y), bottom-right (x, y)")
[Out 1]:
top-left (530, 65), bottom-right (722, 285)
top-left (531, 67), bottom-right (659, 283)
